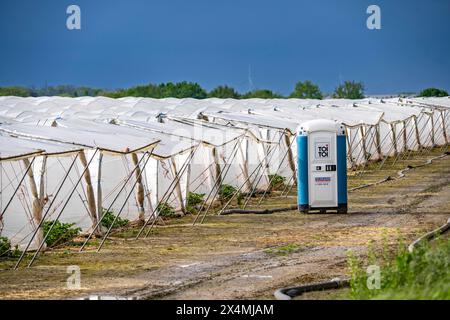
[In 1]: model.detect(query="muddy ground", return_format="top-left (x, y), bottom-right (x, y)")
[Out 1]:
top-left (0, 148), bottom-right (449, 299)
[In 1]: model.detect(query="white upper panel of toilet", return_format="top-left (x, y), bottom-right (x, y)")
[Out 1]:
top-left (297, 119), bottom-right (343, 135)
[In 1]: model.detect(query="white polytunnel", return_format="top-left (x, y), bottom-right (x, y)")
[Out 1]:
top-left (0, 135), bottom-right (44, 161)
top-left (0, 96), bottom-right (448, 254)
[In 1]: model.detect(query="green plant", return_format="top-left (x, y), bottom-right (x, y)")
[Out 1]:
top-left (219, 184), bottom-right (243, 205)
top-left (186, 192), bottom-right (205, 214)
top-left (0, 236), bottom-right (21, 259)
top-left (0, 236), bottom-right (10, 256)
top-left (101, 208), bottom-right (129, 229)
top-left (268, 174), bottom-right (286, 190)
top-left (219, 184), bottom-right (238, 201)
top-left (157, 202), bottom-right (177, 218)
top-left (42, 220), bottom-right (81, 247)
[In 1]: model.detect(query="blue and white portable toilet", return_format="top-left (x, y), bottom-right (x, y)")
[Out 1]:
top-left (297, 119), bottom-right (347, 214)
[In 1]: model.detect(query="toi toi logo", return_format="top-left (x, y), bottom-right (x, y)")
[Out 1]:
top-left (66, 5), bottom-right (81, 30)
top-left (318, 145), bottom-right (329, 158)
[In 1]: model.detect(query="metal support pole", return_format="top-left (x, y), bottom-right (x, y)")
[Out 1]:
top-left (440, 111), bottom-right (448, 145)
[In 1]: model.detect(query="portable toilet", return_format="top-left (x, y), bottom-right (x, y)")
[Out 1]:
top-left (297, 119), bottom-right (347, 214)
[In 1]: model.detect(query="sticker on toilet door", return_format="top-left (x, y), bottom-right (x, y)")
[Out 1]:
top-left (315, 176), bottom-right (331, 186)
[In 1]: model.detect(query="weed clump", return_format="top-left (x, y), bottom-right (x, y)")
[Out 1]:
top-left (268, 174), bottom-right (286, 190)
top-left (219, 184), bottom-right (242, 205)
top-left (347, 237), bottom-right (450, 299)
top-left (42, 220), bottom-right (81, 247)
top-left (186, 192), bottom-right (205, 214)
top-left (101, 208), bottom-right (129, 229)
top-left (157, 202), bottom-right (177, 218)
top-left (0, 236), bottom-right (21, 259)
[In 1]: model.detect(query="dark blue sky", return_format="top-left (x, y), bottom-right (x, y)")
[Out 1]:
top-left (1, 0), bottom-right (449, 94)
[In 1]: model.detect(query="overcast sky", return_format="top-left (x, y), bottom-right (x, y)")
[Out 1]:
top-left (1, 0), bottom-right (449, 94)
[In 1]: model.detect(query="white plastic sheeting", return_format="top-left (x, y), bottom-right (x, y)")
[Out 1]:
top-left (0, 96), bottom-right (449, 249)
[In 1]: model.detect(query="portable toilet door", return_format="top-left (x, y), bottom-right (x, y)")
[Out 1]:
top-left (297, 119), bottom-right (348, 214)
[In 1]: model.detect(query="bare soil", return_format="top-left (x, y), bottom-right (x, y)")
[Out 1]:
top-left (0, 148), bottom-right (449, 300)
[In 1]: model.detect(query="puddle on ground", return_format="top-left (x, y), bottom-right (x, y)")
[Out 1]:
top-left (79, 295), bottom-right (136, 300)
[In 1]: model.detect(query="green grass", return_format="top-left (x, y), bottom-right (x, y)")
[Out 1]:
top-left (347, 237), bottom-right (450, 300)
top-left (265, 243), bottom-right (300, 255)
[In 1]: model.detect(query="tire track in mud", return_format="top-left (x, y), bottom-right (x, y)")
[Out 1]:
top-left (116, 246), bottom-right (352, 300)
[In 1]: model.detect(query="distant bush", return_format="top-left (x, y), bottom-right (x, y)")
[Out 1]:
top-left (101, 208), bottom-right (129, 229)
top-left (333, 81), bottom-right (365, 99)
top-left (106, 81), bottom-right (208, 99)
top-left (42, 220), bottom-right (81, 247)
top-left (208, 85), bottom-right (241, 99)
top-left (418, 87), bottom-right (448, 97)
top-left (0, 86), bottom-right (30, 97)
top-left (241, 89), bottom-right (283, 99)
top-left (289, 80), bottom-right (323, 99)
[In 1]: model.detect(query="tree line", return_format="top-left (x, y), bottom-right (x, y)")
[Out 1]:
top-left (0, 81), bottom-right (447, 99)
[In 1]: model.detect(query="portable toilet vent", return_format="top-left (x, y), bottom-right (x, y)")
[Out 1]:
top-left (297, 119), bottom-right (347, 214)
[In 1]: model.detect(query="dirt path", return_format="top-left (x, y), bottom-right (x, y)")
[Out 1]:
top-left (0, 150), bottom-right (449, 299)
